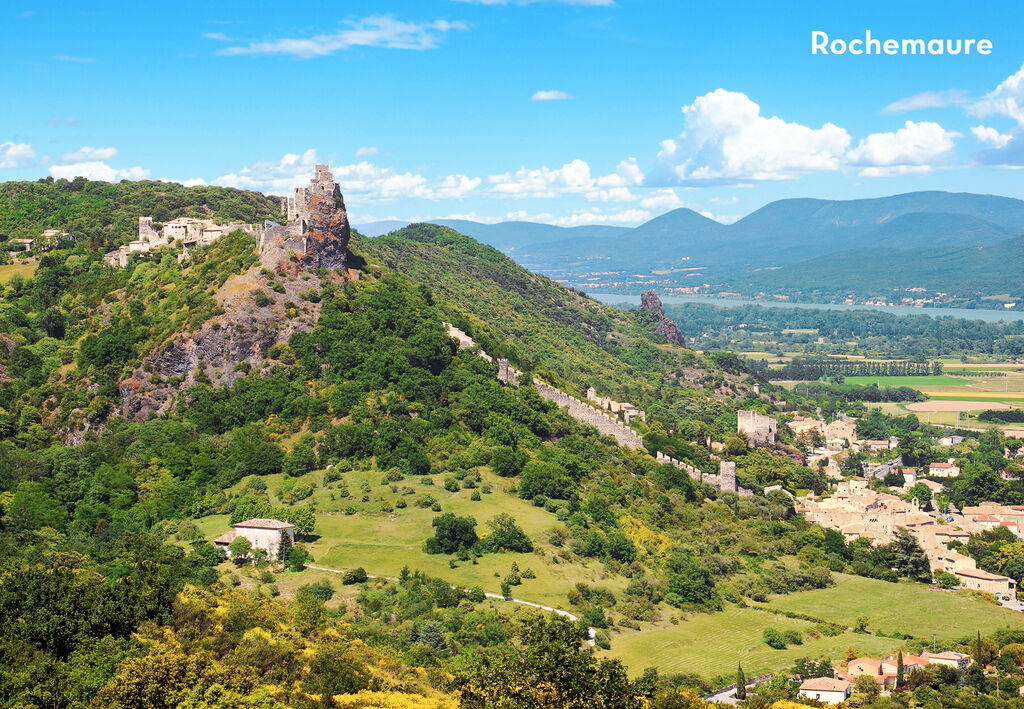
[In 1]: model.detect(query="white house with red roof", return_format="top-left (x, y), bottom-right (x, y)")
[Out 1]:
top-left (214, 518), bottom-right (295, 559)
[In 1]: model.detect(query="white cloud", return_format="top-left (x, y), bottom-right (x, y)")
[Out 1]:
top-left (179, 177), bottom-right (208, 187)
top-left (203, 32), bottom-right (230, 41)
top-left (699, 210), bottom-right (740, 224)
top-left (881, 89), bottom-right (970, 114)
top-left (972, 62), bottom-right (1024, 125)
top-left (651, 89), bottom-right (851, 184)
top-left (708, 195), bottom-right (739, 205)
top-left (219, 15), bottom-right (466, 58)
top-left (212, 149), bottom-right (478, 203)
top-left (355, 146), bottom-right (379, 157)
top-left (530, 90), bottom-right (574, 101)
top-left (486, 157), bottom-right (644, 200)
top-left (971, 125), bottom-right (1013, 149)
top-left (49, 161), bottom-right (150, 181)
top-left (53, 55), bottom-right (94, 63)
top-left (846, 120), bottom-right (959, 176)
top-left (60, 146), bottom-right (117, 163)
top-left (0, 142), bottom-right (36, 169)
top-left (640, 189), bottom-right (682, 210)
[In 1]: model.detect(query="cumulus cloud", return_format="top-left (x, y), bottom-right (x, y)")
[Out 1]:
top-left (219, 15), bottom-right (466, 58)
top-left (49, 162), bottom-right (150, 181)
top-left (971, 125), bottom-right (1013, 149)
top-left (530, 90), bottom-right (574, 101)
top-left (650, 89), bottom-right (851, 184)
top-left (640, 189), bottom-right (682, 210)
top-left (485, 157), bottom-right (644, 200)
top-left (972, 62), bottom-right (1024, 125)
top-left (0, 142), bottom-right (37, 169)
top-left (355, 146), bottom-right (379, 157)
top-left (212, 149), bottom-right (478, 203)
top-left (881, 89), bottom-right (970, 114)
top-left (60, 146), bottom-right (117, 163)
top-left (846, 120), bottom-right (959, 176)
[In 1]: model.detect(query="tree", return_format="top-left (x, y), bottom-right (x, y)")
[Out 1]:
top-left (492, 446), bottom-right (528, 477)
top-left (228, 535), bottom-right (253, 561)
top-left (896, 650), bottom-right (904, 689)
top-left (664, 551), bottom-right (720, 610)
top-left (735, 664), bottom-right (746, 700)
top-left (905, 482), bottom-right (933, 509)
top-left (888, 528), bottom-right (931, 581)
top-left (418, 620), bottom-right (451, 657)
top-left (852, 674), bottom-right (880, 702)
top-left (480, 513), bottom-right (533, 553)
top-left (425, 513), bottom-right (478, 554)
top-left (452, 615), bottom-right (649, 709)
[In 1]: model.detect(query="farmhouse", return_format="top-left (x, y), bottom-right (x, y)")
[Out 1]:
top-left (214, 518), bottom-right (295, 560)
top-left (797, 677), bottom-right (850, 704)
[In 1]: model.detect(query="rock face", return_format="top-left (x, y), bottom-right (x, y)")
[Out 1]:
top-left (640, 290), bottom-right (686, 347)
top-left (301, 189), bottom-right (351, 270)
top-left (261, 165), bottom-right (351, 271)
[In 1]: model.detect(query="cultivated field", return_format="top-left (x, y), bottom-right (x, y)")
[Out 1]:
top-left (603, 572), bottom-right (1024, 679)
top-left (0, 259), bottom-right (38, 283)
top-left (756, 572), bottom-right (1024, 641)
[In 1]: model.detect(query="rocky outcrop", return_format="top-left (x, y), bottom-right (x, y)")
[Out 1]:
top-left (301, 190), bottom-right (350, 270)
top-left (640, 290), bottom-right (686, 347)
top-left (118, 269), bottom-right (326, 422)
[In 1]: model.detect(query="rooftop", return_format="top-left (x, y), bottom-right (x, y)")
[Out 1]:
top-left (799, 677), bottom-right (850, 692)
top-left (235, 518), bottom-right (295, 530)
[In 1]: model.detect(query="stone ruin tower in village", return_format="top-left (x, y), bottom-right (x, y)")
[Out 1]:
top-left (261, 165), bottom-right (351, 271)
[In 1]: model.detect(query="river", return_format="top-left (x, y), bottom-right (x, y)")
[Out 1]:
top-left (588, 293), bottom-right (1024, 324)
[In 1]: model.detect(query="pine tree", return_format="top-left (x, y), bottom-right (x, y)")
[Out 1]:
top-left (735, 663), bottom-right (746, 700)
top-left (976, 630), bottom-right (983, 664)
top-left (896, 650), bottom-right (904, 689)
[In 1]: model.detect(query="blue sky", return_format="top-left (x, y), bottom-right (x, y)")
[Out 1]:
top-left (5, 0), bottom-right (1024, 226)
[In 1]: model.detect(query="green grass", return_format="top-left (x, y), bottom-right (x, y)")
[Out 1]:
top-left (602, 605), bottom-right (901, 679)
top-left (0, 260), bottom-right (38, 283)
top-left (755, 572), bottom-right (1024, 642)
top-left (197, 466), bottom-right (626, 610)
top-left (844, 375), bottom-right (970, 388)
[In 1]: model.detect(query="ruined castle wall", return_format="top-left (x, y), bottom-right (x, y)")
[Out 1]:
top-left (533, 379), bottom-right (644, 449)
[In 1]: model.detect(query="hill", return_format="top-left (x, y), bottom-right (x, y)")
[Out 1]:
top-left (722, 234), bottom-right (1024, 303)
top-left (0, 177), bottom-right (283, 251)
top-left (502, 191), bottom-right (1024, 297)
top-left (2, 181), bottom-right (1019, 705)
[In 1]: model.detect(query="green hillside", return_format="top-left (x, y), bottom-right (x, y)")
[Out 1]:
top-left (723, 235), bottom-right (1024, 303)
top-left (0, 177), bottom-right (283, 250)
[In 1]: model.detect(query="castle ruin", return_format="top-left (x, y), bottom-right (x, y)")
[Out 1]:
top-left (738, 409), bottom-right (777, 447)
top-left (105, 165), bottom-right (350, 271)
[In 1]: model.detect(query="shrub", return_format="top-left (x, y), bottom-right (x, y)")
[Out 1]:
top-left (253, 290), bottom-right (270, 307)
top-left (763, 628), bottom-right (787, 649)
top-left (299, 579), bottom-right (334, 601)
top-left (342, 567), bottom-right (368, 585)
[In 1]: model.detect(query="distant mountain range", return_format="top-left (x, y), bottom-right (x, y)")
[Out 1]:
top-left (354, 191), bottom-right (1024, 306)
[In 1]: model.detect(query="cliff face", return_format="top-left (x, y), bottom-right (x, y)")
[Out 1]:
top-left (116, 269), bottom-right (325, 424)
top-left (301, 190), bottom-right (351, 270)
top-left (640, 290), bottom-right (686, 347)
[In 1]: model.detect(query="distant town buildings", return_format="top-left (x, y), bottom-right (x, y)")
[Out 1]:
top-left (586, 386), bottom-right (646, 424)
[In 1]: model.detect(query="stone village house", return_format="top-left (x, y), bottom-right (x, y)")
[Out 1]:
top-left (214, 518), bottom-right (295, 560)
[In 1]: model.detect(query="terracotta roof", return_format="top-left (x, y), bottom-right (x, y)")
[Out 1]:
top-left (930, 462), bottom-right (956, 468)
top-left (799, 677), bottom-right (850, 692)
top-left (234, 518), bottom-right (295, 530)
top-left (957, 568), bottom-right (1012, 581)
top-left (213, 530), bottom-right (236, 544)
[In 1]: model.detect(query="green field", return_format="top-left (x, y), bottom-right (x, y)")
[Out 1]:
top-left (602, 572), bottom-right (1024, 679)
top-left (196, 466), bottom-right (625, 610)
top-left (0, 260), bottom-right (38, 283)
top-left (757, 572), bottom-right (1024, 641)
top-left (603, 605), bottom-right (901, 679)
top-left (844, 375), bottom-right (971, 388)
